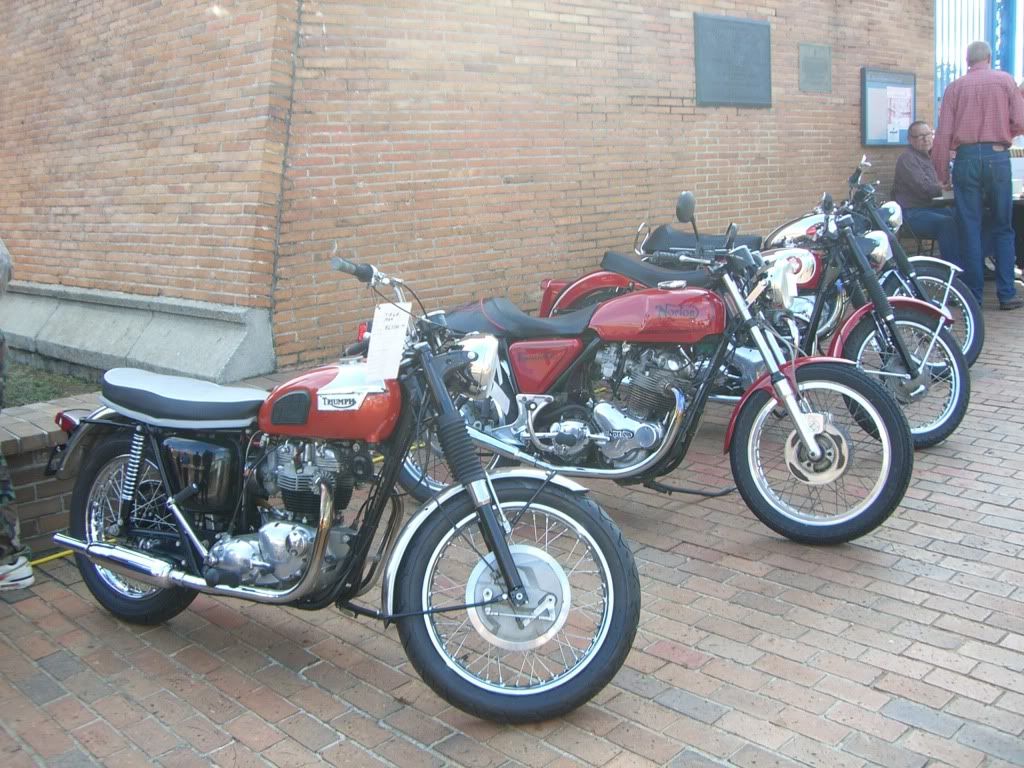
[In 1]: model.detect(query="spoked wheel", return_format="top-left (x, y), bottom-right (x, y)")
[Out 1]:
top-left (70, 433), bottom-right (196, 624)
top-left (883, 265), bottom-right (984, 367)
top-left (396, 480), bottom-right (640, 722)
top-left (398, 405), bottom-right (505, 502)
top-left (842, 306), bottom-right (969, 448)
top-left (730, 362), bottom-right (913, 544)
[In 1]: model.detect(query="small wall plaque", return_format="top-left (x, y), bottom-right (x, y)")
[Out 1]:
top-left (694, 14), bottom-right (772, 108)
top-left (799, 44), bottom-right (832, 93)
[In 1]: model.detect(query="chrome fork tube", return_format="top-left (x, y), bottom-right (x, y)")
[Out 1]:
top-left (721, 274), bottom-right (823, 461)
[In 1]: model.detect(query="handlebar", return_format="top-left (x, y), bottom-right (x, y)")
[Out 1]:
top-left (331, 256), bottom-right (375, 284)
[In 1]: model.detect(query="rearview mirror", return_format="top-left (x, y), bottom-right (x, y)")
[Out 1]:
top-left (675, 192), bottom-right (696, 224)
top-left (820, 192), bottom-right (834, 213)
top-left (859, 154), bottom-right (872, 170)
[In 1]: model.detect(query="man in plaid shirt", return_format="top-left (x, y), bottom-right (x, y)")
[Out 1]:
top-left (932, 41), bottom-right (1024, 310)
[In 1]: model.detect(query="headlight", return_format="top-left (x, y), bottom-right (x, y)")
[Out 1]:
top-left (865, 230), bottom-right (892, 268)
top-left (458, 334), bottom-right (499, 394)
top-left (767, 259), bottom-right (798, 310)
top-left (880, 201), bottom-right (903, 230)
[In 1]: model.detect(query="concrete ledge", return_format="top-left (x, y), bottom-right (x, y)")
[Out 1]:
top-left (1, 282), bottom-right (276, 383)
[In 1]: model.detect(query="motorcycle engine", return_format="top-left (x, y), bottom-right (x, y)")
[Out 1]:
top-left (587, 345), bottom-right (692, 466)
top-left (204, 439), bottom-right (363, 588)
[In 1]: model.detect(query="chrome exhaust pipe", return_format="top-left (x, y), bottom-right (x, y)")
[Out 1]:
top-left (53, 481), bottom-right (336, 605)
top-left (467, 389), bottom-right (686, 479)
top-left (54, 534), bottom-right (175, 589)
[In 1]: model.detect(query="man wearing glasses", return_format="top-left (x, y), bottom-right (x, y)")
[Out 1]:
top-left (892, 121), bottom-right (961, 270)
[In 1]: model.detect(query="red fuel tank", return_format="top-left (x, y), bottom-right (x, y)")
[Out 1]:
top-left (258, 362), bottom-right (401, 443)
top-left (588, 288), bottom-right (727, 343)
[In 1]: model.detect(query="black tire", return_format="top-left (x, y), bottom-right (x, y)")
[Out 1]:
top-left (842, 306), bottom-right (970, 448)
top-left (70, 432), bottom-right (196, 625)
top-left (730, 362), bottom-right (913, 544)
top-left (395, 478), bottom-right (640, 723)
top-left (883, 265), bottom-right (984, 367)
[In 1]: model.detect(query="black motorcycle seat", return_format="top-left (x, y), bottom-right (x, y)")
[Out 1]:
top-left (101, 368), bottom-right (268, 428)
top-left (642, 224), bottom-right (763, 253)
top-left (445, 298), bottom-right (597, 339)
top-left (600, 250), bottom-right (715, 289)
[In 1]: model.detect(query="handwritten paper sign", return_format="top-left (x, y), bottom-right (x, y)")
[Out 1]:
top-left (364, 302), bottom-right (411, 382)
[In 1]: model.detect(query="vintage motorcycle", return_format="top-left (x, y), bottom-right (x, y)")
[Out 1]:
top-left (537, 192), bottom-right (970, 449)
top-left (763, 158), bottom-right (984, 366)
top-left (47, 259), bottom-right (641, 724)
top-left (398, 194), bottom-right (915, 545)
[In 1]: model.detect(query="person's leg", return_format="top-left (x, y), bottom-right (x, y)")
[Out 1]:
top-left (980, 150), bottom-right (1018, 303)
top-left (0, 455), bottom-right (31, 591)
top-left (904, 208), bottom-right (961, 267)
top-left (952, 150), bottom-right (985, 304)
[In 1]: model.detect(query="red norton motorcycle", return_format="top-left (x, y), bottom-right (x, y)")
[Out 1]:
top-left (398, 201), bottom-right (914, 545)
top-left (47, 259), bottom-right (641, 724)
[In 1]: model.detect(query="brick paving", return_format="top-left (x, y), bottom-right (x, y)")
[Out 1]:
top-left (2, 287), bottom-right (1024, 767)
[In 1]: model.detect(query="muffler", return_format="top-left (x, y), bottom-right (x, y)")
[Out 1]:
top-left (54, 534), bottom-right (175, 589)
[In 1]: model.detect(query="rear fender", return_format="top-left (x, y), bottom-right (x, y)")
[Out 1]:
top-left (52, 407), bottom-right (130, 479)
top-left (825, 296), bottom-right (951, 357)
top-left (380, 470), bottom-right (588, 621)
top-left (547, 271), bottom-right (635, 316)
top-left (723, 357), bottom-right (855, 452)
top-left (906, 255), bottom-right (963, 276)
top-left (538, 279), bottom-right (570, 318)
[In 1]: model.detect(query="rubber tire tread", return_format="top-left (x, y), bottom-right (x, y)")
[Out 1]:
top-left (842, 305), bottom-right (970, 448)
top-left (70, 432), bottom-right (197, 625)
top-left (729, 361), bottom-right (914, 545)
top-left (395, 478), bottom-right (640, 723)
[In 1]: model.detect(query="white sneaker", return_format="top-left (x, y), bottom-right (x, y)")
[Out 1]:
top-left (0, 556), bottom-right (34, 591)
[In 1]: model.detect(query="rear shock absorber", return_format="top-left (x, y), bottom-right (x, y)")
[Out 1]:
top-left (118, 426), bottom-right (146, 532)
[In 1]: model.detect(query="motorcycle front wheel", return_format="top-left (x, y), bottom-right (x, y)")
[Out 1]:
top-left (395, 479), bottom-right (640, 723)
top-left (882, 265), bottom-right (984, 367)
top-left (730, 362), bottom-right (913, 544)
top-left (842, 306), bottom-right (970, 448)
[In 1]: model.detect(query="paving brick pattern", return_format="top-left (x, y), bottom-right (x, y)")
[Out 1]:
top-left (2, 290), bottom-right (1023, 766)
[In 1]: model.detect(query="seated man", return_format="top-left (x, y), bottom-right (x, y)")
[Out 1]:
top-left (892, 121), bottom-right (962, 267)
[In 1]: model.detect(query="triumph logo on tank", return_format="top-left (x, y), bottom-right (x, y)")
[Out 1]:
top-left (317, 392), bottom-right (368, 411)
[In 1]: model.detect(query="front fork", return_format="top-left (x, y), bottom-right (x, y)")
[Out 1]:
top-left (416, 344), bottom-right (528, 606)
top-left (722, 274), bottom-right (824, 461)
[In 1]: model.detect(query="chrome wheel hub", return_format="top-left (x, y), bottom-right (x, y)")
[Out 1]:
top-left (466, 544), bottom-right (571, 652)
top-left (784, 419), bottom-right (851, 485)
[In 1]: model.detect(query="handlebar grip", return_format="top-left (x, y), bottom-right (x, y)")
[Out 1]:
top-left (331, 257), bottom-right (375, 283)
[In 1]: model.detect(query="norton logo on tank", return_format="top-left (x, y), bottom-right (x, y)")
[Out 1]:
top-left (318, 392), bottom-right (368, 411)
top-left (655, 303), bottom-right (702, 320)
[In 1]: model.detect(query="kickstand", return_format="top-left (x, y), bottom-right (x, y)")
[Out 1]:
top-left (642, 479), bottom-right (736, 498)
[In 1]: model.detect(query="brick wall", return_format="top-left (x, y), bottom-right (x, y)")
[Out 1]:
top-left (0, 0), bottom-right (289, 308)
top-left (273, 0), bottom-right (936, 367)
top-left (1, 0), bottom-right (935, 368)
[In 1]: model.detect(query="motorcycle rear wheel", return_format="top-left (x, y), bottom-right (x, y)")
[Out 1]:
top-left (395, 480), bottom-right (640, 722)
top-left (729, 362), bottom-right (913, 544)
top-left (842, 306), bottom-right (970, 448)
top-left (882, 265), bottom-right (984, 367)
top-left (70, 433), bottom-right (196, 625)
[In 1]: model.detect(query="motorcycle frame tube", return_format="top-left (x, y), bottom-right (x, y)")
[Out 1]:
top-left (547, 271), bottom-right (634, 316)
top-left (721, 356), bottom-right (856, 451)
top-left (825, 295), bottom-right (951, 358)
top-left (379, 469), bottom-right (589, 621)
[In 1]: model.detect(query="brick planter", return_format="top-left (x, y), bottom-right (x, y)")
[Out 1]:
top-left (1, 393), bottom-right (100, 557)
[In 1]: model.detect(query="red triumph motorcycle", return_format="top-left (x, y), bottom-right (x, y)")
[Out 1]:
top-left (398, 194), bottom-right (914, 545)
top-left (47, 258), bottom-right (641, 724)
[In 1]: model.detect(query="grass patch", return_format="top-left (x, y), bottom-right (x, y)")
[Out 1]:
top-left (5, 362), bottom-right (97, 407)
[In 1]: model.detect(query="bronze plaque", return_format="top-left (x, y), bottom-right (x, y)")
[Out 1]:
top-left (799, 43), bottom-right (832, 93)
top-left (694, 14), bottom-right (772, 108)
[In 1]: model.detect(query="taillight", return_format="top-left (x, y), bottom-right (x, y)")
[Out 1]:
top-left (356, 321), bottom-right (369, 342)
top-left (54, 411), bottom-right (82, 434)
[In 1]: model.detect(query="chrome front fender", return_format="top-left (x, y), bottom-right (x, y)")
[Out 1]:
top-left (905, 255), bottom-right (963, 276)
top-left (53, 406), bottom-right (129, 479)
top-left (379, 469), bottom-right (589, 621)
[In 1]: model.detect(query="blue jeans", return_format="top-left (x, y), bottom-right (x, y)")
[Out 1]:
top-left (903, 207), bottom-right (961, 268)
top-left (952, 143), bottom-right (1017, 303)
